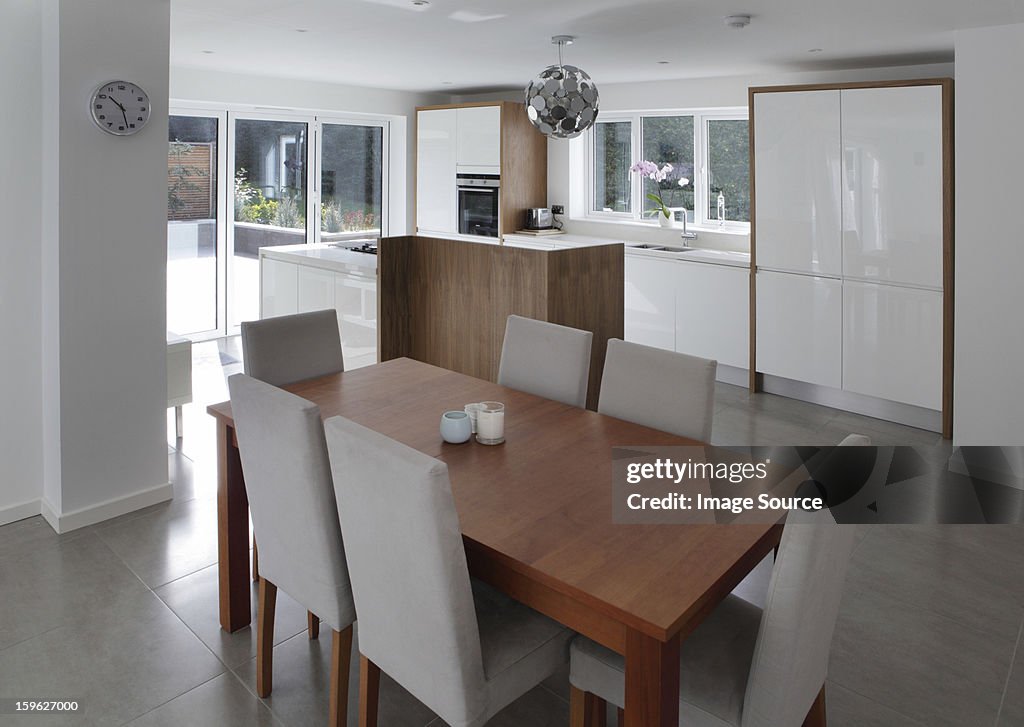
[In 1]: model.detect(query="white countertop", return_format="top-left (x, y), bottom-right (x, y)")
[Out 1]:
top-left (502, 233), bottom-right (751, 268)
top-left (260, 243), bottom-right (377, 276)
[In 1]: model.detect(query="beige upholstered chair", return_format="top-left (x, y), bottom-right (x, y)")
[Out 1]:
top-left (240, 308), bottom-right (345, 387)
top-left (598, 338), bottom-right (718, 442)
top-left (228, 374), bottom-right (356, 727)
top-left (497, 314), bottom-right (593, 408)
top-left (240, 308), bottom-right (346, 634)
top-left (567, 434), bottom-right (868, 727)
top-left (324, 414), bottom-right (572, 727)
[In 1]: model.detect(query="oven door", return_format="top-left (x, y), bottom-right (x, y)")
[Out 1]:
top-left (457, 186), bottom-right (500, 238)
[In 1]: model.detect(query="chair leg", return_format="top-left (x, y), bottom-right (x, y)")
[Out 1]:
top-left (252, 537), bottom-right (260, 582)
top-left (256, 578), bottom-right (277, 698)
top-left (329, 626), bottom-right (354, 727)
top-left (569, 686), bottom-right (588, 727)
top-left (358, 654), bottom-right (381, 727)
top-left (617, 707), bottom-right (625, 727)
top-left (802, 684), bottom-right (827, 727)
top-left (308, 611), bottom-right (320, 640)
top-left (587, 693), bottom-right (608, 727)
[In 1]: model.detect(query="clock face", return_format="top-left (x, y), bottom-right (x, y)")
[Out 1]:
top-left (91, 81), bottom-right (150, 136)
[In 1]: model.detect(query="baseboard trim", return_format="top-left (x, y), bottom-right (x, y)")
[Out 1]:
top-left (760, 374), bottom-right (943, 433)
top-left (40, 481), bottom-right (174, 534)
top-left (716, 364), bottom-right (749, 388)
top-left (0, 499), bottom-right (43, 528)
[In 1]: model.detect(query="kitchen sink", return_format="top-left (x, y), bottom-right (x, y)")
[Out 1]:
top-left (629, 244), bottom-right (668, 250)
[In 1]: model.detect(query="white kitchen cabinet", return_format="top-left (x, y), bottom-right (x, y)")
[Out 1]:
top-left (624, 254), bottom-right (676, 351)
top-left (456, 106), bottom-right (501, 172)
top-left (675, 261), bottom-right (749, 369)
top-left (754, 90), bottom-right (843, 276)
top-left (843, 281), bottom-right (942, 409)
top-left (297, 266), bottom-right (335, 314)
top-left (335, 271), bottom-right (377, 370)
top-left (260, 258), bottom-right (298, 318)
top-left (841, 86), bottom-right (943, 289)
top-left (416, 108), bottom-right (458, 234)
top-left (756, 271), bottom-right (842, 388)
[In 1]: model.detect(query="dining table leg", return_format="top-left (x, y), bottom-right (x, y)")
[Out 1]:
top-left (623, 629), bottom-right (680, 727)
top-left (217, 422), bottom-right (252, 632)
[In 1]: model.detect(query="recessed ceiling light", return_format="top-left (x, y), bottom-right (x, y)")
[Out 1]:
top-left (442, 81), bottom-right (454, 85)
top-left (808, 48), bottom-right (824, 53)
top-left (411, 0), bottom-right (430, 6)
top-left (295, 28), bottom-right (309, 33)
top-left (657, 60), bottom-right (670, 65)
top-left (724, 14), bottom-right (751, 29)
top-left (201, 50), bottom-right (215, 54)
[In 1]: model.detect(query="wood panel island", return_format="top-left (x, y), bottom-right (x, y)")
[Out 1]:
top-left (377, 235), bottom-right (624, 410)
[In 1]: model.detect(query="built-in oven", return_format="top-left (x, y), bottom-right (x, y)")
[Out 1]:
top-left (457, 174), bottom-right (500, 238)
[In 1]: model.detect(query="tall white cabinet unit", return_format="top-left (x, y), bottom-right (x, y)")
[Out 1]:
top-left (751, 80), bottom-right (952, 436)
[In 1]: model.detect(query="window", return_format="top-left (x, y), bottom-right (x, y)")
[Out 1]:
top-left (587, 110), bottom-right (749, 230)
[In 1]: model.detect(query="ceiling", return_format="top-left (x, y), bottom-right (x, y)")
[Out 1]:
top-left (170, 0), bottom-right (1024, 93)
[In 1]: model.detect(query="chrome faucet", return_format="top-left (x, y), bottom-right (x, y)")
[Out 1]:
top-left (679, 208), bottom-right (698, 241)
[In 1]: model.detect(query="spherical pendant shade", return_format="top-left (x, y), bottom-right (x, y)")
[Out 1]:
top-left (524, 63), bottom-right (600, 139)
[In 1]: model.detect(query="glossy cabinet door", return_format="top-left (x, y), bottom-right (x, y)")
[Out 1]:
top-left (416, 109), bottom-right (458, 234)
top-left (335, 272), bottom-right (378, 370)
top-left (297, 266), bottom-right (335, 313)
top-left (675, 261), bottom-right (749, 369)
top-left (456, 105), bottom-right (501, 172)
top-left (841, 86), bottom-right (943, 288)
top-left (624, 255), bottom-right (675, 351)
top-left (260, 258), bottom-right (298, 319)
top-left (756, 271), bottom-right (842, 388)
top-left (754, 90), bottom-right (843, 276)
top-left (843, 281), bottom-right (942, 409)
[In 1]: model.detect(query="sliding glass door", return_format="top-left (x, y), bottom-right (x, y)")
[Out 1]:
top-left (167, 111), bottom-right (226, 338)
top-left (229, 114), bottom-right (311, 328)
top-left (168, 107), bottom-right (389, 338)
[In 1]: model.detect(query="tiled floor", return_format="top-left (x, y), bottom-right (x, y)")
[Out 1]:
top-left (1, 338), bottom-right (1021, 726)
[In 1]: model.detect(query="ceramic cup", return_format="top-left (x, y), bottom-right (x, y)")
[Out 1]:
top-left (440, 410), bottom-right (473, 444)
top-left (475, 401), bottom-right (505, 445)
top-left (464, 402), bottom-right (485, 434)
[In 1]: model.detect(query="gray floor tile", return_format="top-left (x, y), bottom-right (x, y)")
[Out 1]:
top-left (124, 673), bottom-right (281, 727)
top-left (712, 404), bottom-right (850, 446)
top-left (233, 628), bottom-right (437, 727)
top-left (0, 515), bottom-right (88, 560)
top-left (824, 682), bottom-right (926, 727)
top-left (0, 590), bottom-right (224, 727)
top-left (0, 532), bottom-right (149, 650)
top-left (155, 562), bottom-right (311, 669)
top-left (428, 684), bottom-right (569, 727)
top-left (829, 584), bottom-right (1015, 727)
top-left (998, 619), bottom-right (1024, 727)
top-left (93, 497), bottom-right (221, 588)
top-left (847, 526), bottom-right (1024, 640)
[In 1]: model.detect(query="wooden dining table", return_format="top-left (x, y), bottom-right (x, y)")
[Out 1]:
top-left (207, 357), bottom-right (782, 727)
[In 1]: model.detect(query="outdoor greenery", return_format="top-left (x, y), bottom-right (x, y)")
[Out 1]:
top-left (641, 116), bottom-right (695, 217)
top-left (233, 167), bottom-right (379, 232)
top-left (706, 119), bottom-right (750, 223)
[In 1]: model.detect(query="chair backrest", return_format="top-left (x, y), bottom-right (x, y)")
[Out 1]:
top-left (227, 374), bottom-right (354, 631)
top-left (324, 415), bottom-right (488, 725)
top-left (497, 315), bottom-right (593, 408)
top-left (241, 309), bottom-right (344, 387)
top-left (598, 338), bottom-right (717, 441)
top-left (740, 434), bottom-right (867, 727)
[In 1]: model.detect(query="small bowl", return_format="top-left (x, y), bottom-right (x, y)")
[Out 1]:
top-left (440, 410), bottom-right (473, 444)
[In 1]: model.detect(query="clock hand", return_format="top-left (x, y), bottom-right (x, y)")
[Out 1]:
top-left (120, 107), bottom-right (129, 127)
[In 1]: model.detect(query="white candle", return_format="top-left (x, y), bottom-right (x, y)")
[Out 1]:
top-left (476, 401), bottom-right (505, 444)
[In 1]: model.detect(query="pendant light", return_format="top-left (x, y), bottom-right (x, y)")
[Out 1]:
top-left (524, 35), bottom-right (600, 139)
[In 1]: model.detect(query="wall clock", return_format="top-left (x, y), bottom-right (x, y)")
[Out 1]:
top-left (90, 81), bottom-right (151, 136)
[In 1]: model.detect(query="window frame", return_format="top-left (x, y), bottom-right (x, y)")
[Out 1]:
top-left (584, 108), bottom-right (750, 232)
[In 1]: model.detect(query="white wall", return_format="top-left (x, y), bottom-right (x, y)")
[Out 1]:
top-left (170, 67), bottom-right (448, 235)
top-left (953, 25), bottom-right (1024, 445)
top-left (0, 0), bottom-right (44, 525)
top-left (37, 0), bottom-right (172, 529)
top-left (540, 62), bottom-right (955, 251)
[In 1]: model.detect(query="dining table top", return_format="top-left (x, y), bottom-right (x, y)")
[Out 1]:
top-left (207, 356), bottom-right (780, 644)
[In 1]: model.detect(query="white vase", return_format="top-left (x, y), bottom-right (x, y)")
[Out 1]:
top-left (658, 213), bottom-right (674, 229)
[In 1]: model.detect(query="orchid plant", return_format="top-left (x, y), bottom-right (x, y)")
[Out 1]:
top-left (629, 160), bottom-right (690, 220)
